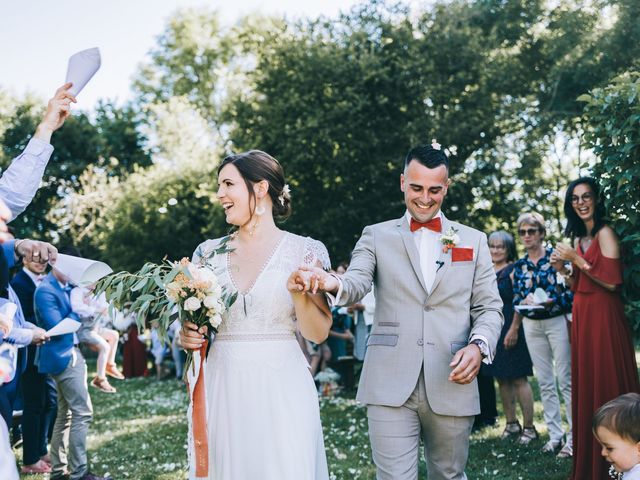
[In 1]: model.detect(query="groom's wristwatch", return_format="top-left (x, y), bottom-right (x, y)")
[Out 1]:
top-left (470, 339), bottom-right (489, 360)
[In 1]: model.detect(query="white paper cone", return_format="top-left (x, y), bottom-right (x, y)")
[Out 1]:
top-left (65, 47), bottom-right (101, 96)
top-left (53, 254), bottom-right (112, 286)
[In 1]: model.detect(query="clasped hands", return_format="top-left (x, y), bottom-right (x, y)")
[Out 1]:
top-left (286, 266), bottom-right (337, 295)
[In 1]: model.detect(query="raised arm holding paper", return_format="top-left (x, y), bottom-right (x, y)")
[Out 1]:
top-left (0, 84), bottom-right (76, 222)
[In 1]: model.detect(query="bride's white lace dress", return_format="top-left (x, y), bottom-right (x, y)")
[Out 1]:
top-left (192, 232), bottom-right (330, 480)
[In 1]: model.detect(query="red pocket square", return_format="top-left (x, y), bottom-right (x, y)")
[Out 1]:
top-left (452, 247), bottom-right (473, 262)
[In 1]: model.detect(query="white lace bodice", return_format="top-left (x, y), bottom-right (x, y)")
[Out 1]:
top-left (193, 232), bottom-right (330, 339)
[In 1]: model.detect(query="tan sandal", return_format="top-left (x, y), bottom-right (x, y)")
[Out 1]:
top-left (91, 376), bottom-right (116, 393)
top-left (105, 363), bottom-right (125, 380)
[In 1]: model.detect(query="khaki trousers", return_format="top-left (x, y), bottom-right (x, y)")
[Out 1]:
top-left (367, 367), bottom-right (474, 480)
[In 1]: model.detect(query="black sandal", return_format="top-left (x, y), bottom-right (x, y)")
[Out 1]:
top-left (500, 420), bottom-right (522, 440)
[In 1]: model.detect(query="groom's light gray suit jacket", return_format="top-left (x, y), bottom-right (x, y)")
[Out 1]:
top-left (337, 213), bottom-right (503, 416)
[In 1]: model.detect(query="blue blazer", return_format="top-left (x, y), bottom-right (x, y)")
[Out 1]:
top-left (11, 270), bottom-right (40, 370)
top-left (34, 273), bottom-right (80, 375)
top-left (11, 270), bottom-right (37, 325)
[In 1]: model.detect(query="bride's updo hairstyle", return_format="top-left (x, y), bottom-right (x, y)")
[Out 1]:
top-left (218, 150), bottom-right (292, 221)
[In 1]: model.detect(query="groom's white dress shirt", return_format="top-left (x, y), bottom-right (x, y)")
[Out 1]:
top-left (0, 137), bottom-right (54, 221)
top-left (406, 210), bottom-right (442, 294)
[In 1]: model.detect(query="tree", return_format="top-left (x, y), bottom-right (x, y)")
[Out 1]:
top-left (56, 97), bottom-right (226, 271)
top-left (580, 71), bottom-right (640, 331)
top-left (65, 0), bottom-right (639, 267)
top-left (0, 97), bottom-right (150, 241)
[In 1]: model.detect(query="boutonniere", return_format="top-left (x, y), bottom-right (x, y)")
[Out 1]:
top-left (440, 227), bottom-right (460, 253)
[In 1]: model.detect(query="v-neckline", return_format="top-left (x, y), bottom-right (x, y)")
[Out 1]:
top-left (578, 233), bottom-right (598, 256)
top-left (226, 232), bottom-right (288, 296)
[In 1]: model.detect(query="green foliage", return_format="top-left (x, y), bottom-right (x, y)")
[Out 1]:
top-left (580, 71), bottom-right (640, 330)
top-left (0, 98), bottom-right (150, 241)
top-left (53, 96), bottom-right (227, 271)
top-left (95, 236), bottom-right (235, 337)
top-left (224, 0), bottom-right (640, 260)
top-left (57, 158), bottom-right (227, 272)
top-left (5, 1), bottom-right (640, 274)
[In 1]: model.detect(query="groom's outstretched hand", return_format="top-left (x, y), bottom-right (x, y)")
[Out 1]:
top-left (448, 345), bottom-right (482, 384)
top-left (288, 266), bottom-right (339, 295)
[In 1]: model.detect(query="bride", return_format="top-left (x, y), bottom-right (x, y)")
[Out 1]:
top-left (180, 150), bottom-right (332, 480)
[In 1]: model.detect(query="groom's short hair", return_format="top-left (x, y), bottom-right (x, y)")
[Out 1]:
top-left (404, 145), bottom-right (449, 171)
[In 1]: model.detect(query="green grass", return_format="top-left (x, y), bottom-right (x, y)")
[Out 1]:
top-left (13, 361), bottom-right (574, 480)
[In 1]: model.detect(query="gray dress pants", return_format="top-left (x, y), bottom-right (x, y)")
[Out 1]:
top-left (51, 348), bottom-right (93, 480)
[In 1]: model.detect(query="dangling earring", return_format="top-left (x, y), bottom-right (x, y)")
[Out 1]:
top-left (250, 203), bottom-right (262, 236)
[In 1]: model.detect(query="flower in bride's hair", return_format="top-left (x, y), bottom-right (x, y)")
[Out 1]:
top-left (278, 184), bottom-right (291, 206)
top-left (184, 296), bottom-right (202, 311)
top-left (431, 140), bottom-right (441, 150)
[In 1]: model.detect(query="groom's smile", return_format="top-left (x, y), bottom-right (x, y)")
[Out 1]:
top-left (401, 161), bottom-right (449, 223)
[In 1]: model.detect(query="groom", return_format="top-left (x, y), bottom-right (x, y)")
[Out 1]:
top-left (295, 144), bottom-right (503, 479)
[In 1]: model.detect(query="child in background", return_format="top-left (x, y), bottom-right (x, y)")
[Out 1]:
top-left (71, 285), bottom-right (124, 393)
top-left (593, 393), bottom-right (640, 480)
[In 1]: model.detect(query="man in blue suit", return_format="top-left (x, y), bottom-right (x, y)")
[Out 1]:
top-left (12, 259), bottom-right (58, 474)
top-left (35, 265), bottom-right (107, 480)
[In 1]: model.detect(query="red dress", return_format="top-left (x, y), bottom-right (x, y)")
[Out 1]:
top-left (122, 325), bottom-right (148, 378)
top-left (571, 234), bottom-right (640, 480)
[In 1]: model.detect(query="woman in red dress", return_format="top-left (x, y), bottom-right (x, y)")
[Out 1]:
top-left (553, 177), bottom-right (640, 480)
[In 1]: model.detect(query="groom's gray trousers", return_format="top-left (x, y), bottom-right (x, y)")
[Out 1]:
top-left (367, 366), bottom-right (473, 480)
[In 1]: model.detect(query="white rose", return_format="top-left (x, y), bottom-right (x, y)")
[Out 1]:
top-left (452, 234), bottom-right (461, 245)
top-left (207, 284), bottom-right (222, 298)
top-left (187, 263), bottom-right (199, 279)
top-left (198, 267), bottom-right (217, 285)
top-left (183, 296), bottom-right (201, 312)
top-left (203, 295), bottom-right (219, 309)
top-left (210, 314), bottom-right (223, 329)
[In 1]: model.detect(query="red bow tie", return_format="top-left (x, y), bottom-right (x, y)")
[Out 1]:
top-left (410, 217), bottom-right (442, 233)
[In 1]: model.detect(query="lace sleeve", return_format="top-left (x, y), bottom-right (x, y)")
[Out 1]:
top-left (192, 238), bottom-right (222, 265)
top-left (303, 237), bottom-right (331, 270)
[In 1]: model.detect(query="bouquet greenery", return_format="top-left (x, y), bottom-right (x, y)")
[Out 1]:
top-left (95, 235), bottom-right (236, 375)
